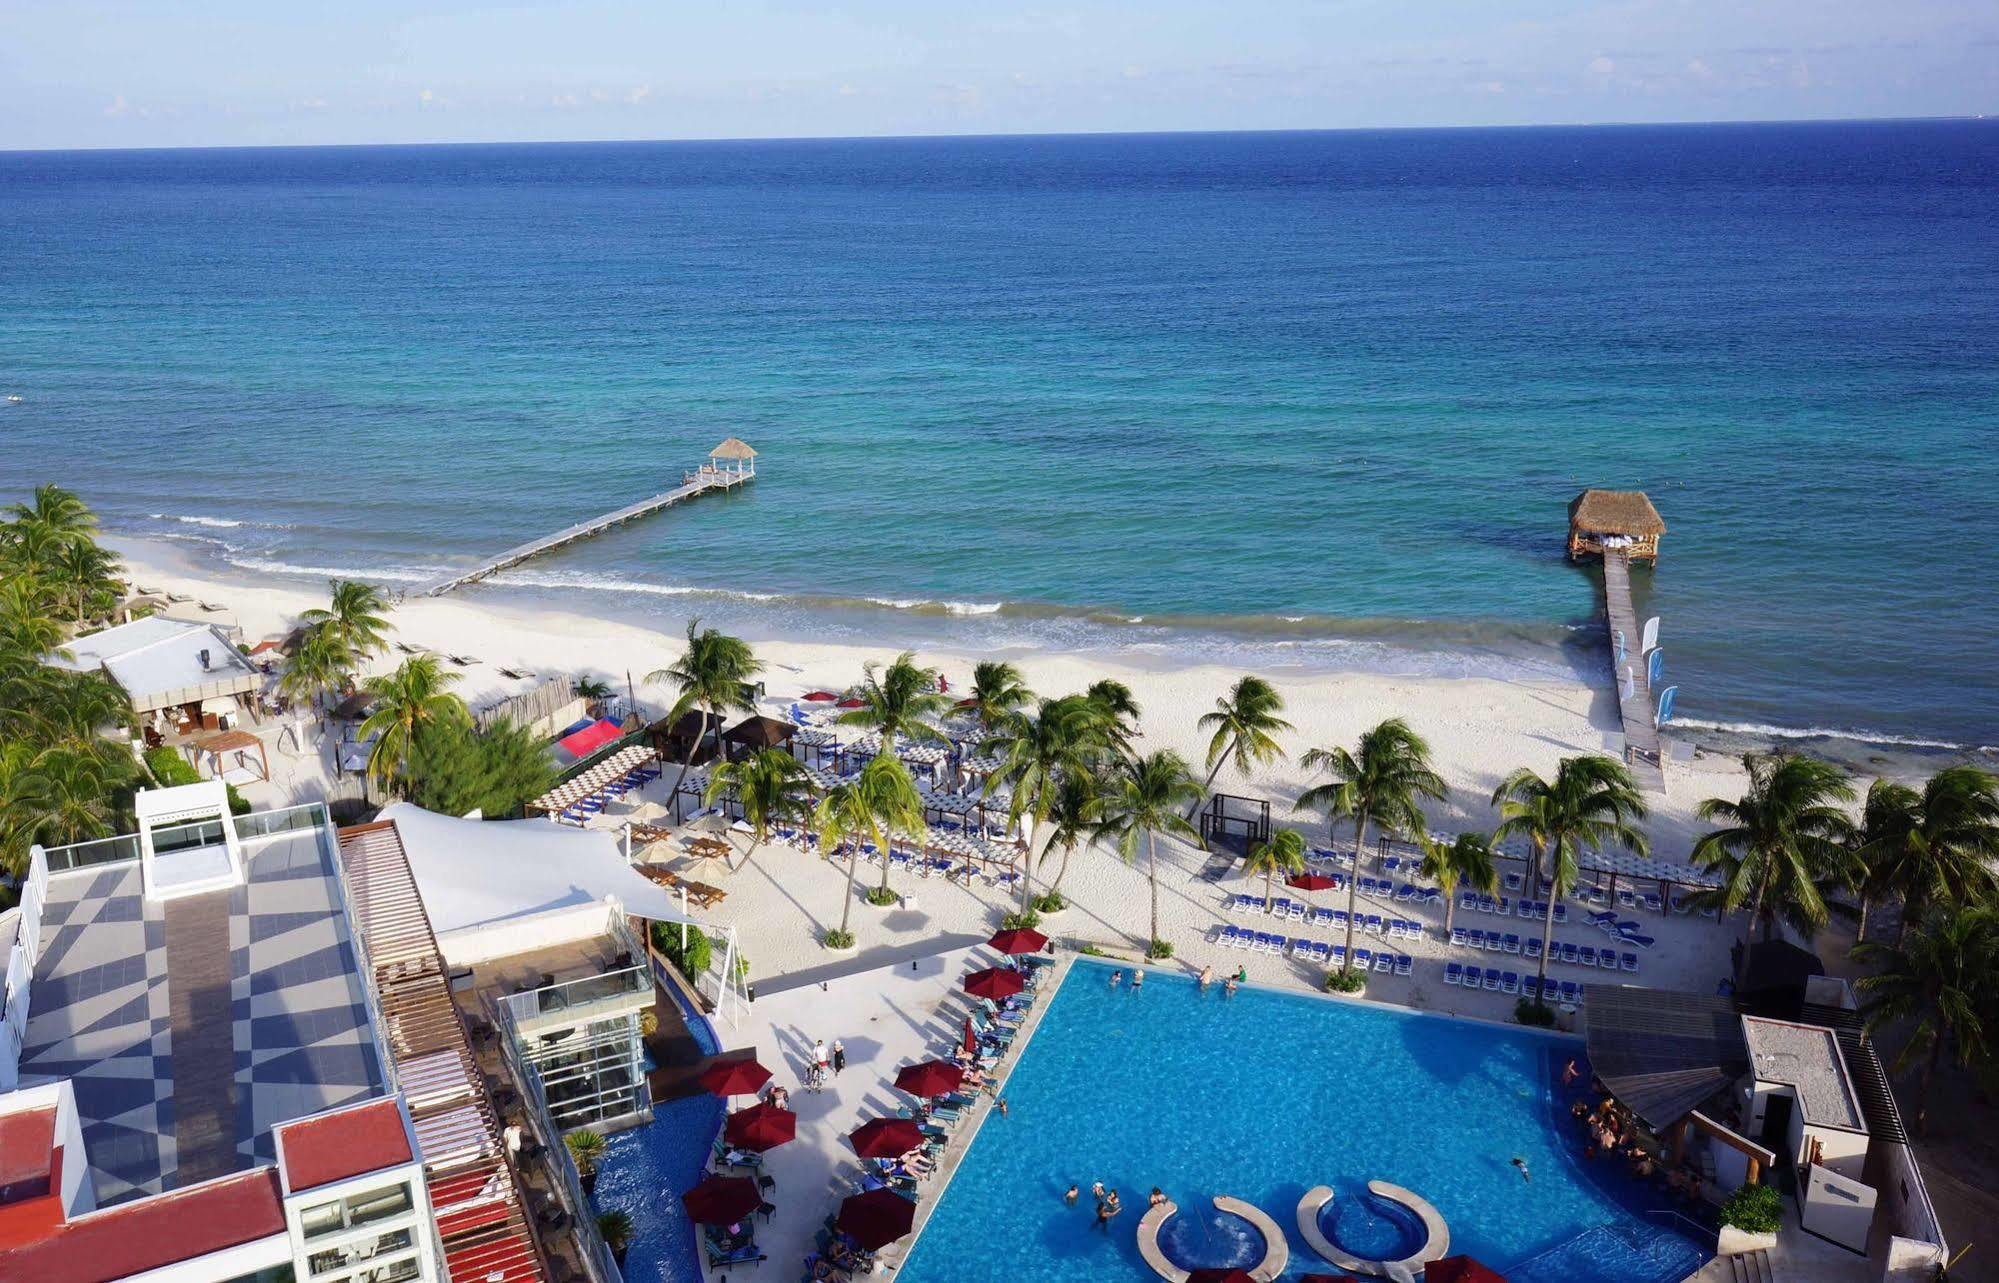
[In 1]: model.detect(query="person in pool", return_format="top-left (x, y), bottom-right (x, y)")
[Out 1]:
top-left (1222, 976), bottom-right (1238, 996)
top-left (1109, 970), bottom-right (1122, 989)
top-left (1065, 1184), bottom-right (1080, 1206)
top-left (1511, 1157), bottom-right (1531, 1183)
top-left (1198, 964), bottom-right (1214, 989)
top-left (1131, 967), bottom-right (1144, 991)
top-left (1148, 1187), bottom-right (1166, 1208)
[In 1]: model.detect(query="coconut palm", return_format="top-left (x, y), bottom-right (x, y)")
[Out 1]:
top-left (0, 742), bottom-right (49, 876)
top-left (6, 484), bottom-right (96, 543)
top-left (1193, 676), bottom-right (1292, 817)
top-left (1037, 766), bottom-right (1107, 900)
top-left (836, 651), bottom-right (950, 761)
top-left (20, 745), bottom-right (120, 847)
top-left (300, 579), bottom-right (394, 668)
top-left (967, 661), bottom-right (1032, 732)
top-left (1420, 831), bottom-right (1501, 935)
top-left (1493, 756), bottom-right (1649, 1004)
top-left (704, 748), bottom-right (817, 871)
top-left (1245, 828), bottom-right (1308, 911)
top-left (1097, 750), bottom-right (1201, 955)
top-left (1690, 753), bottom-right (1856, 946)
top-left (1297, 718), bottom-right (1445, 973)
top-left (815, 755), bottom-right (929, 938)
top-left (280, 624), bottom-right (349, 716)
top-left (1858, 767), bottom-right (1999, 945)
top-left (1085, 678), bottom-right (1142, 757)
top-left (357, 655), bottom-right (469, 795)
top-left (647, 619), bottom-right (761, 802)
top-left (51, 539), bottom-right (123, 624)
top-left (574, 676), bottom-right (614, 715)
top-left (979, 693), bottom-right (1113, 912)
top-left (0, 578), bottom-right (65, 659)
top-left (1854, 904), bottom-right (1999, 1134)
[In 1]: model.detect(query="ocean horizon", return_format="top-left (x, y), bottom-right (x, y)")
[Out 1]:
top-left (4, 121), bottom-right (1997, 746)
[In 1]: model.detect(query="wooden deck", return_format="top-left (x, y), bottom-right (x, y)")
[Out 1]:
top-left (416, 468), bottom-right (752, 597)
top-left (1602, 549), bottom-right (1667, 793)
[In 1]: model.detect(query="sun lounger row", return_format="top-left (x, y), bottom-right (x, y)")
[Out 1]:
top-left (1445, 965), bottom-right (1587, 1003)
top-left (1292, 939), bottom-right (1415, 974)
top-left (1223, 905), bottom-right (1427, 938)
top-left (1306, 846), bottom-right (1358, 869)
top-left (1456, 892), bottom-right (1570, 924)
top-left (1450, 927), bottom-right (1639, 971)
top-left (556, 761), bottom-right (663, 822)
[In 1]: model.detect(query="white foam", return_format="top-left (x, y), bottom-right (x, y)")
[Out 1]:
top-left (151, 512), bottom-right (245, 529)
top-left (1674, 717), bottom-right (1982, 753)
top-left (226, 555), bottom-right (437, 585)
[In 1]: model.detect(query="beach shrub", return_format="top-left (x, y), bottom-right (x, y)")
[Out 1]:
top-left (406, 716), bottom-right (556, 819)
top-left (1078, 944), bottom-right (1106, 957)
top-left (1719, 1183), bottom-right (1783, 1234)
top-left (144, 745), bottom-right (252, 814)
top-left (1324, 967), bottom-right (1366, 994)
top-left (1515, 999), bottom-right (1557, 1027)
top-left (650, 922), bottom-right (715, 978)
top-left (1146, 938), bottom-right (1174, 960)
top-left (822, 928), bottom-right (856, 950)
top-left (1032, 891), bottom-right (1067, 913)
top-left (1000, 910), bottom-right (1041, 931)
top-left (865, 884), bottom-right (900, 907)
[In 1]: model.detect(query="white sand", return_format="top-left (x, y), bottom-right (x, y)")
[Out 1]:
top-left (111, 534), bottom-right (1770, 1005)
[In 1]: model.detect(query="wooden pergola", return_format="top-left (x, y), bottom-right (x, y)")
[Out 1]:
top-left (1568, 489), bottom-right (1666, 563)
top-left (190, 729), bottom-right (269, 783)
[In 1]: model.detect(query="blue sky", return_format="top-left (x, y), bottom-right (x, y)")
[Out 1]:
top-left (3, 0), bottom-right (1995, 150)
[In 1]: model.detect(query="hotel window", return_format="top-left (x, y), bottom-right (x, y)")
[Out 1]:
top-left (301, 1182), bottom-right (414, 1240)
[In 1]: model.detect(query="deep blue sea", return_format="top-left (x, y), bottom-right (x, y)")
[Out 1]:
top-left (3, 122), bottom-right (1995, 743)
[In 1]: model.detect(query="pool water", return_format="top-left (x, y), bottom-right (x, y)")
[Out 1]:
top-left (897, 960), bottom-right (1705, 1283)
top-left (592, 1093), bottom-right (726, 1283)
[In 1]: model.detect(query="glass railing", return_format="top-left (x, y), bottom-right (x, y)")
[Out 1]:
top-left (502, 963), bottom-right (650, 1025)
top-left (38, 832), bottom-right (143, 872)
top-left (234, 802), bottom-right (329, 842)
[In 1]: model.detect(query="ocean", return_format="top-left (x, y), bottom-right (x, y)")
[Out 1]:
top-left (2, 122), bottom-right (1995, 745)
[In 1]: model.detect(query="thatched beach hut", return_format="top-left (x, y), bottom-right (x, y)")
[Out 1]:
top-left (1568, 489), bottom-right (1666, 563)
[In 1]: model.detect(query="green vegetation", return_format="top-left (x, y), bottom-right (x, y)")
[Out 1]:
top-left (1298, 718), bottom-right (1444, 977)
top-left (1097, 749), bottom-right (1202, 953)
top-left (865, 885), bottom-right (900, 907)
top-left (1146, 938), bottom-right (1174, 960)
top-left (0, 486), bottom-right (142, 874)
top-left (280, 579), bottom-right (394, 714)
top-left (1718, 1183), bottom-right (1783, 1234)
top-left (1032, 890), bottom-right (1068, 913)
top-left (703, 747), bottom-right (817, 871)
top-left (999, 910), bottom-right (1041, 932)
top-left (404, 717), bottom-right (556, 819)
top-left (596, 1209), bottom-right (634, 1257)
top-left (1854, 904), bottom-right (1999, 1134)
top-left (822, 928), bottom-right (856, 950)
top-left (980, 692), bottom-right (1117, 912)
top-left (1690, 753), bottom-right (1856, 946)
top-left (1324, 967), bottom-right (1365, 994)
top-left (967, 660), bottom-right (1031, 732)
top-left (651, 921), bottom-right (715, 978)
top-left (815, 754), bottom-right (928, 940)
top-left (1420, 831), bottom-right (1499, 935)
top-left (1195, 675), bottom-right (1293, 818)
top-left (1853, 768), bottom-right (1999, 946)
top-left (647, 618), bottom-right (761, 805)
top-left (1244, 828), bottom-right (1306, 910)
top-left (1514, 998), bottom-right (1557, 1027)
top-left (143, 746), bottom-right (251, 815)
top-left (356, 654), bottom-right (468, 794)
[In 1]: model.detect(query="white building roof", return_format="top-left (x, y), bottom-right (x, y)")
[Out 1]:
top-left (50, 616), bottom-right (260, 712)
top-left (377, 803), bottom-right (704, 936)
top-left (1743, 1016), bottom-right (1865, 1131)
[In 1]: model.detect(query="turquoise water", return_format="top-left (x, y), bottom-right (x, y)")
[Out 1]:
top-left (3, 123), bottom-right (1997, 741)
top-left (592, 1093), bottom-right (725, 1283)
top-left (896, 961), bottom-right (1704, 1283)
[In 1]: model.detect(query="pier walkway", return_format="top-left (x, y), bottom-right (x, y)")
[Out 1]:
top-left (416, 444), bottom-right (756, 597)
top-left (1602, 550), bottom-right (1666, 794)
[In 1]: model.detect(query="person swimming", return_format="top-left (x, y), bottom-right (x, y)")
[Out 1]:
top-left (1511, 1157), bottom-right (1531, 1183)
top-left (1065, 1184), bottom-right (1080, 1205)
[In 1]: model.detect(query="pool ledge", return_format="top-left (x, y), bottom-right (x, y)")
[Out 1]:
top-left (1138, 1196), bottom-right (1290, 1283)
top-left (1294, 1181), bottom-right (1450, 1282)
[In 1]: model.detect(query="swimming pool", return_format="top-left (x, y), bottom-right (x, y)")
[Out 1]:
top-left (897, 960), bottom-right (1707, 1283)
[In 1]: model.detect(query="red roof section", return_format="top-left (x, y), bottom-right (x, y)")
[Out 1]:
top-left (0, 1167), bottom-right (286, 1283)
top-left (278, 1098), bottom-right (414, 1193)
top-left (0, 1106), bottom-right (58, 1195)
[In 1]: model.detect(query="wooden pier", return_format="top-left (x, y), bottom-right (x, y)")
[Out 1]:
top-left (1569, 489), bottom-right (1669, 794)
top-left (415, 440), bottom-right (756, 598)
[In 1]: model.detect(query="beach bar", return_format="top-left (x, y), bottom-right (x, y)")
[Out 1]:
top-left (1567, 488), bottom-right (1666, 563)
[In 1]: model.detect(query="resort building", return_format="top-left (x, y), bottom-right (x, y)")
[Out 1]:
top-left (48, 614), bottom-right (262, 739)
top-left (1, 784), bottom-right (715, 1283)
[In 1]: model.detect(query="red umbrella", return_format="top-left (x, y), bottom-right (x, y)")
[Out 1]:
top-left (1288, 872), bottom-right (1338, 891)
top-left (964, 967), bottom-right (1025, 1000)
top-left (1185, 1272), bottom-right (1257, 1283)
top-left (723, 1102), bottom-right (796, 1152)
top-left (1425, 1258), bottom-right (1508, 1283)
top-left (837, 1187), bottom-right (916, 1250)
top-left (893, 1060), bottom-right (965, 1097)
top-left (681, 1174), bottom-right (762, 1224)
top-left (986, 927), bottom-right (1048, 955)
top-left (836, 697), bottom-right (866, 709)
top-left (848, 1116), bottom-right (927, 1159)
top-left (962, 1017), bottom-right (978, 1056)
top-left (699, 1057), bottom-right (773, 1099)
top-left (804, 690), bottom-right (839, 702)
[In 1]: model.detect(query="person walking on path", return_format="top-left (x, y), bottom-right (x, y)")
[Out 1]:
top-left (832, 1039), bottom-right (847, 1074)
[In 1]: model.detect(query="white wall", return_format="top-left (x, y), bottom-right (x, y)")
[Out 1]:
top-left (1805, 1123), bottom-right (1870, 1182)
top-left (434, 900), bottom-right (612, 966)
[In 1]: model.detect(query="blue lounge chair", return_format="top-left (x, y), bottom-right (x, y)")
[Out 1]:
top-left (1580, 946), bottom-right (1599, 968)
top-left (1450, 926), bottom-right (1469, 948)
top-left (1445, 962), bottom-right (1464, 986)
top-left (1620, 932), bottom-right (1656, 949)
top-left (1459, 890), bottom-right (1479, 914)
top-left (1503, 933), bottom-right (1521, 954)
top-left (1354, 948), bottom-right (1373, 970)
top-left (1464, 965), bottom-right (1483, 989)
top-left (1374, 951), bottom-right (1394, 973)
top-left (1560, 942), bottom-right (1581, 965)
top-left (1621, 951), bottom-right (1639, 972)
top-left (1482, 968), bottom-right (1502, 991)
top-left (1523, 937), bottom-right (1543, 961)
top-left (1483, 931), bottom-right (1504, 953)
top-left (1500, 971), bottom-right (1519, 995)
top-left (1395, 954), bottom-right (1413, 976)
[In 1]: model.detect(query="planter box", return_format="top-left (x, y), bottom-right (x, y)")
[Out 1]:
top-left (1715, 1226), bottom-right (1778, 1256)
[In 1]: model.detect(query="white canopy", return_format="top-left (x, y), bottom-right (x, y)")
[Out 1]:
top-left (378, 802), bottom-right (707, 935)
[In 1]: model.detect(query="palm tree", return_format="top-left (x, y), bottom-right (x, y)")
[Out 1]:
top-left (574, 676), bottom-right (614, 716)
top-left (967, 661), bottom-right (1032, 732)
top-left (647, 619), bottom-right (761, 802)
top-left (22, 746), bottom-right (119, 847)
top-left (1493, 757), bottom-right (1649, 1005)
top-left (0, 578), bottom-right (65, 658)
top-left (704, 748), bottom-right (817, 871)
top-left (1085, 678), bottom-right (1142, 757)
top-left (815, 755), bottom-right (929, 938)
top-left (1420, 831), bottom-right (1500, 935)
top-left (1297, 719), bottom-right (1445, 973)
top-left (836, 652), bottom-right (950, 763)
top-left (300, 580), bottom-right (394, 669)
top-left (6, 484), bottom-right (96, 543)
top-left (1245, 828), bottom-right (1307, 910)
top-left (1193, 676), bottom-right (1292, 817)
top-left (1097, 750), bottom-right (1201, 955)
top-left (1854, 904), bottom-right (1999, 1134)
top-left (357, 655), bottom-right (469, 795)
top-left (979, 694), bottom-right (1112, 912)
top-left (0, 742), bottom-right (48, 876)
top-left (1691, 753), bottom-right (1856, 946)
top-left (280, 624), bottom-right (349, 717)
top-left (1859, 767), bottom-right (1999, 945)
top-left (52, 539), bottom-right (122, 624)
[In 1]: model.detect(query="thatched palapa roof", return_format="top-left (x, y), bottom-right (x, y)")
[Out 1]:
top-left (709, 437), bottom-right (757, 460)
top-left (1570, 489), bottom-right (1665, 537)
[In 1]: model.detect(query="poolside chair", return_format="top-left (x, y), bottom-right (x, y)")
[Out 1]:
top-left (1503, 933), bottom-right (1521, 954)
top-left (1500, 971), bottom-right (1519, 995)
top-left (1290, 938), bottom-right (1313, 960)
top-left (1459, 890), bottom-right (1479, 914)
top-left (1364, 914), bottom-right (1383, 936)
top-left (1620, 931), bottom-right (1656, 949)
top-left (1269, 896), bottom-right (1291, 917)
top-left (1523, 937), bottom-right (1542, 961)
top-left (1503, 871), bottom-right (1523, 892)
top-left (1329, 946), bottom-right (1346, 967)
top-left (1445, 962), bottom-right (1464, 986)
top-left (1478, 895), bottom-right (1497, 915)
top-left (1586, 909), bottom-right (1619, 929)
top-left (1617, 888), bottom-right (1638, 910)
top-left (1701, 904), bottom-right (1720, 920)
top-left (1559, 942), bottom-right (1580, 965)
top-left (1286, 900), bottom-right (1306, 921)
top-left (1464, 965), bottom-right (1483, 989)
top-left (1395, 883), bottom-right (1416, 902)
top-left (1643, 892), bottom-right (1664, 914)
top-left (1374, 951), bottom-right (1394, 973)
top-left (1311, 941), bottom-right (1332, 964)
top-left (1395, 954), bottom-right (1413, 976)
top-left (1496, 896), bottom-right (1512, 916)
top-left (1621, 952), bottom-right (1639, 972)
top-left (1330, 910), bottom-right (1349, 929)
top-left (1214, 924), bottom-right (1239, 947)
top-left (1553, 903), bottom-right (1569, 925)
top-left (1354, 948), bottom-right (1373, 971)
top-left (1310, 907), bottom-right (1335, 928)
top-left (1483, 932), bottom-right (1504, 953)
top-left (1483, 968), bottom-right (1502, 991)
top-left (1580, 946), bottom-right (1599, 968)
top-left (1450, 926), bottom-right (1469, 948)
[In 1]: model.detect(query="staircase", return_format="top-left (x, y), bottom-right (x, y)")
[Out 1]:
top-left (1799, 1001), bottom-right (1908, 1144)
top-left (1686, 1247), bottom-right (1774, 1282)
